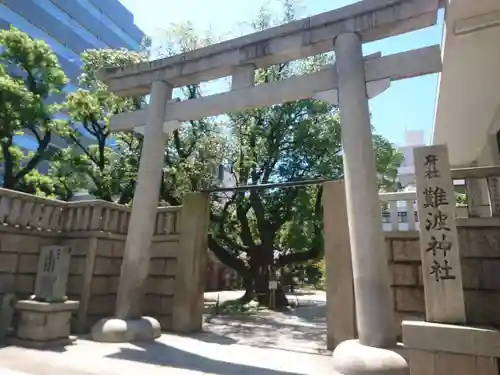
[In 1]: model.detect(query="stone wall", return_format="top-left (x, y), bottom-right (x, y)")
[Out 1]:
top-left (386, 231), bottom-right (425, 338)
top-left (458, 223), bottom-right (500, 327)
top-left (0, 188), bottom-right (208, 335)
top-left (0, 230), bottom-right (62, 301)
top-left (387, 221), bottom-right (500, 338)
top-left (403, 320), bottom-right (500, 375)
top-left (0, 229), bottom-right (88, 333)
top-left (82, 235), bottom-right (179, 332)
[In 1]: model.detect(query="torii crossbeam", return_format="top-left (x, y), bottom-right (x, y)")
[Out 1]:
top-left (100, 0), bottom-right (439, 95)
top-left (110, 45), bottom-right (441, 132)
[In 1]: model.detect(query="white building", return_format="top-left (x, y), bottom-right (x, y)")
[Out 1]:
top-left (397, 130), bottom-right (426, 188)
top-left (377, 130), bottom-right (424, 231)
top-left (219, 165), bottom-right (237, 189)
top-left (432, 0), bottom-right (500, 169)
top-left (383, 0), bottom-right (500, 230)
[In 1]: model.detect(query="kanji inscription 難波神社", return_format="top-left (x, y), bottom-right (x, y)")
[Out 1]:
top-left (422, 156), bottom-right (455, 282)
top-left (414, 145), bottom-right (466, 323)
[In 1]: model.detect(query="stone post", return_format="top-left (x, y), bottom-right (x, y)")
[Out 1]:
top-left (91, 81), bottom-right (171, 342)
top-left (172, 193), bottom-right (209, 333)
top-left (323, 181), bottom-right (355, 350)
top-left (331, 33), bottom-right (408, 375)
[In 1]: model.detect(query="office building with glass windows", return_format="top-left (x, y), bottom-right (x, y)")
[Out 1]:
top-left (0, 0), bottom-right (144, 176)
top-left (1, 0), bottom-right (144, 85)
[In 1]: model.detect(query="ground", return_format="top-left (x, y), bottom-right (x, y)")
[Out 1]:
top-left (0, 290), bottom-right (331, 375)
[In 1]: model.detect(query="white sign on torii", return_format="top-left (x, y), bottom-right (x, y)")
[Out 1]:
top-left (93, 1), bottom-right (442, 372)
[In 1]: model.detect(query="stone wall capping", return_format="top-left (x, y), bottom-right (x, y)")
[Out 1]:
top-left (454, 10), bottom-right (500, 36)
top-left (457, 217), bottom-right (500, 227)
top-left (16, 300), bottom-right (79, 313)
top-left (384, 231), bottom-right (420, 239)
top-left (403, 320), bottom-right (500, 358)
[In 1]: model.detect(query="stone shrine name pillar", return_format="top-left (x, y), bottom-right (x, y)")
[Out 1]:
top-left (331, 33), bottom-right (408, 375)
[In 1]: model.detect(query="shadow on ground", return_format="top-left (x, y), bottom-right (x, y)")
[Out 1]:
top-left (0, 291), bottom-right (329, 375)
top-left (202, 299), bottom-right (328, 355)
top-left (108, 293), bottom-right (328, 374)
top-left (107, 340), bottom-right (307, 375)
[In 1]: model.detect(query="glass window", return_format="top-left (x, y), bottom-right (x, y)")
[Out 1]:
top-left (75, 0), bottom-right (140, 50)
top-left (0, 3), bottom-right (81, 65)
top-left (31, 0), bottom-right (107, 49)
top-left (13, 135), bottom-right (38, 151)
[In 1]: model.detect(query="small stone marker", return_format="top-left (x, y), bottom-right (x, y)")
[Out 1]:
top-left (414, 145), bottom-right (466, 324)
top-left (34, 246), bottom-right (72, 303)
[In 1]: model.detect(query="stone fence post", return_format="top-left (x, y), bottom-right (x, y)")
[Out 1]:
top-left (323, 181), bottom-right (356, 349)
top-left (172, 193), bottom-right (210, 333)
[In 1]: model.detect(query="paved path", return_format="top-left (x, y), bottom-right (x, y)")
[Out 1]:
top-left (0, 291), bottom-right (331, 375)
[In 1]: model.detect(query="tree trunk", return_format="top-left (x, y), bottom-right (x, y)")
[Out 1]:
top-left (239, 274), bottom-right (254, 304)
top-left (2, 175), bottom-right (14, 190)
top-left (207, 237), bottom-right (290, 309)
top-left (251, 264), bottom-right (289, 309)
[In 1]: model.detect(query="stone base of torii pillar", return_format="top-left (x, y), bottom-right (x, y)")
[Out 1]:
top-left (333, 341), bottom-right (408, 375)
top-left (329, 34), bottom-right (408, 375)
top-left (91, 317), bottom-right (161, 343)
top-left (91, 80), bottom-right (174, 343)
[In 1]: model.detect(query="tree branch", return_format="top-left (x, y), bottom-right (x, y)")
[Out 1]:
top-left (208, 234), bottom-right (249, 275)
top-left (276, 186), bottom-right (323, 266)
top-left (98, 132), bottom-right (106, 171)
top-left (14, 130), bottom-right (51, 183)
top-left (1, 138), bottom-right (14, 188)
top-left (81, 119), bottom-right (99, 138)
top-left (249, 190), bottom-right (272, 245)
top-left (269, 187), bottom-right (299, 235)
top-left (173, 129), bottom-right (188, 159)
top-left (27, 127), bottom-right (42, 144)
top-left (69, 133), bottom-right (99, 166)
top-left (236, 195), bottom-right (255, 248)
top-left (215, 232), bottom-right (247, 254)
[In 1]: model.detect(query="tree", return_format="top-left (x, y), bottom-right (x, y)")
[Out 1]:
top-left (208, 85), bottom-right (340, 306)
top-left (203, 2), bottom-right (403, 307)
top-left (51, 30), bottom-right (227, 204)
top-left (39, 2), bottom-right (400, 308)
top-left (50, 49), bottom-right (147, 203)
top-left (148, 22), bottom-right (229, 206)
top-left (374, 134), bottom-right (404, 192)
top-left (146, 2), bottom-right (403, 308)
top-left (0, 27), bottom-right (69, 192)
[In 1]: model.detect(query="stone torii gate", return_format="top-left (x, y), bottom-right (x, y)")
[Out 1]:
top-left (92, 0), bottom-right (441, 373)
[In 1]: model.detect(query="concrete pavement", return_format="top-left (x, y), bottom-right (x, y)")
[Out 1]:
top-left (0, 291), bottom-right (331, 375)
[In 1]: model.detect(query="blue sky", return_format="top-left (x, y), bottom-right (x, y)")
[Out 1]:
top-left (119, 0), bottom-right (444, 147)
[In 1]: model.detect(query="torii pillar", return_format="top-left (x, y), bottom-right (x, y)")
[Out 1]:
top-left (331, 33), bottom-right (408, 375)
top-left (91, 81), bottom-right (177, 342)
